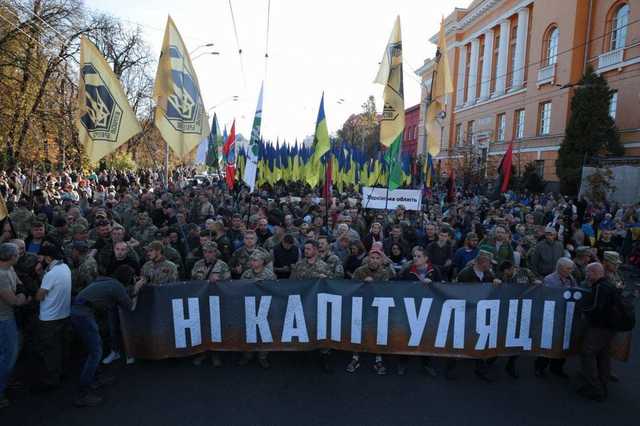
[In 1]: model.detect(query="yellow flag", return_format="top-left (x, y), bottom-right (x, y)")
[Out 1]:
top-left (374, 16), bottom-right (405, 149)
top-left (153, 16), bottom-right (210, 159)
top-left (77, 37), bottom-right (142, 163)
top-left (427, 18), bottom-right (454, 157)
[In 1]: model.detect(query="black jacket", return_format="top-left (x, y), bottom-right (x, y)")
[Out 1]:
top-left (583, 277), bottom-right (617, 329)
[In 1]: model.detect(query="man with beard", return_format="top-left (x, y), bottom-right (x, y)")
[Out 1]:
top-left (211, 221), bottom-right (233, 263)
top-left (227, 214), bottom-right (245, 251)
top-left (478, 225), bottom-right (514, 267)
top-left (137, 241), bottom-right (178, 286)
top-left (452, 232), bottom-right (479, 276)
top-left (572, 246), bottom-right (592, 285)
top-left (421, 223), bottom-right (438, 248)
top-left (272, 235), bottom-right (299, 279)
top-left (191, 242), bottom-right (231, 282)
top-left (33, 244), bottom-right (72, 392)
top-left (317, 236), bottom-right (344, 279)
top-left (263, 224), bottom-right (285, 253)
top-left (229, 230), bottom-right (272, 279)
top-left (383, 224), bottom-right (410, 258)
top-left (426, 228), bottom-right (454, 280)
top-left (69, 241), bottom-right (98, 295)
top-left (530, 227), bottom-right (565, 278)
top-left (255, 218), bottom-right (272, 246)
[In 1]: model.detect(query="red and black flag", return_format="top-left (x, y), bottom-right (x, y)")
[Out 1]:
top-left (446, 167), bottom-right (456, 203)
top-left (493, 140), bottom-right (514, 199)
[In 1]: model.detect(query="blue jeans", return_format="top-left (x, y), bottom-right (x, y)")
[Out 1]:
top-left (70, 311), bottom-right (102, 392)
top-left (0, 318), bottom-right (19, 396)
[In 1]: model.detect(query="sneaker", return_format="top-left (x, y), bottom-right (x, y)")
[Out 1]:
top-left (346, 358), bottom-right (360, 373)
top-left (126, 357), bottom-right (136, 365)
top-left (74, 392), bottom-right (103, 407)
top-left (373, 361), bottom-right (387, 376)
top-left (102, 351), bottom-right (121, 365)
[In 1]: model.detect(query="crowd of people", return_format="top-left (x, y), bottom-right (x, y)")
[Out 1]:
top-left (0, 167), bottom-right (638, 408)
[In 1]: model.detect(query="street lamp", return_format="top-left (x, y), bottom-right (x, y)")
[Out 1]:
top-left (192, 51), bottom-right (220, 61)
top-left (208, 95), bottom-right (239, 112)
top-left (189, 43), bottom-right (215, 56)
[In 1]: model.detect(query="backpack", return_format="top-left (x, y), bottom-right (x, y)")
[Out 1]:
top-left (608, 288), bottom-right (636, 332)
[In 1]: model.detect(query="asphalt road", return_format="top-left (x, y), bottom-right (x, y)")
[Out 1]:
top-left (2, 331), bottom-right (639, 426)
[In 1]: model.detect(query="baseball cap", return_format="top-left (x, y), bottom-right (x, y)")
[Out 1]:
top-left (603, 251), bottom-right (622, 265)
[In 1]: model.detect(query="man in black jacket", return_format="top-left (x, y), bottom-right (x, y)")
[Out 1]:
top-left (579, 262), bottom-right (617, 401)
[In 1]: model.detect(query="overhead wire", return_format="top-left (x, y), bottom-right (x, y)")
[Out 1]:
top-left (228, 0), bottom-right (247, 90)
top-left (450, 70), bottom-right (640, 125)
top-left (264, 0), bottom-right (271, 79)
top-left (428, 17), bottom-right (640, 105)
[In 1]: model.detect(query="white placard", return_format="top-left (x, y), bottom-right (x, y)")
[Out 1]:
top-left (362, 187), bottom-right (422, 211)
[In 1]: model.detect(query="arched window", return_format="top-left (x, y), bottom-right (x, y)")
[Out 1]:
top-left (611, 3), bottom-right (630, 50)
top-left (545, 27), bottom-right (559, 66)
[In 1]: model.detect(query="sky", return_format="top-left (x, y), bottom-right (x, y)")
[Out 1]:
top-left (85, 0), bottom-right (470, 143)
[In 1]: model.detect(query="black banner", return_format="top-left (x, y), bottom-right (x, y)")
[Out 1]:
top-left (119, 280), bottom-right (631, 360)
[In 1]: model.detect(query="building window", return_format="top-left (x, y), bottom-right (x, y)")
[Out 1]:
top-left (535, 160), bottom-right (545, 178)
top-left (609, 91), bottom-right (618, 120)
top-left (467, 120), bottom-right (475, 145)
top-left (543, 26), bottom-right (559, 66)
top-left (455, 123), bottom-right (463, 146)
top-left (514, 109), bottom-right (525, 139)
top-left (538, 102), bottom-right (552, 135)
top-left (611, 4), bottom-right (630, 51)
top-left (464, 44), bottom-right (471, 103)
top-left (507, 21), bottom-right (518, 89)
top-left (491, 31), bottom-right (500, 94)
top-left (496, 113), bottom-right (506, 142)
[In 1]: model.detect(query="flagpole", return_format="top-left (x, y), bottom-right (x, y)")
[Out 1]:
top-left (324, 152), bottom-right (330, 234)
top-left (421, 48), bottom-right (440, 228)
top-left (165, 142), bottom-right (170, 184)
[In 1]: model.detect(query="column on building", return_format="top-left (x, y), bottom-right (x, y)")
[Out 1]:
top-left (466, 38), bottom-right (480, 105)
top-left (512, 7), bottom-right (529, 89)
top-left (455, 44), bottom-right (467, 107)
top-left (479, 29), bottom-right (494, 100)
top-left (494, 19), bottom-right (510, 96)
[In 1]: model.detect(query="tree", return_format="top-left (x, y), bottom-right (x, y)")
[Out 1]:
top-left (583, 166), bottom-right (615, 203)
top-left (337, 95), bottom-right (380, 157)
top-left (556, 65), bottom-right (624, 195)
